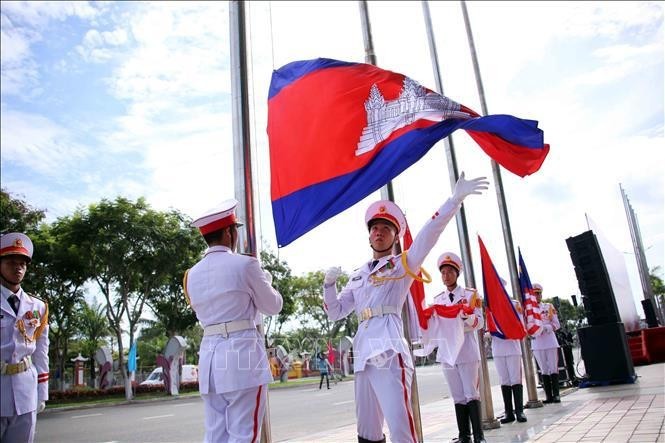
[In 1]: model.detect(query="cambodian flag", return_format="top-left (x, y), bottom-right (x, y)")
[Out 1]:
top-left (479, 236), bottom-right (526, 340)
top-left (268, 58), bottom-right (550, 247)
top-left (518, 248), bottom-right (543, 336)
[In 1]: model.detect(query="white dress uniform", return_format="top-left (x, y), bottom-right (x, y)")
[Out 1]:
top-left (432, 285), bottom-right (483, 404)
top-left (324, 197), bottom-right (462, 443)
top-left (185, 200), bottom-right (283, 443)
top-left (531, 302), bottom-right (560, 375)
top-left (1, 233), bottom-right (49, 443)
top-left (491, 300), bottom-right (523, 386)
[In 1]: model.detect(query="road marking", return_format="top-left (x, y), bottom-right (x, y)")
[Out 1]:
top-left (143, 414), bottom-right (175, 420)
top-left (173, 402), bottom-right (197, 408)
top-left (333, 400), bottom-right (354, 406)
top-left (71, 413), bottom-right (102, 419)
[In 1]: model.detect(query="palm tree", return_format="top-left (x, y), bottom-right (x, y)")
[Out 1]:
top-left (77, 300), bottom-right (112, 387)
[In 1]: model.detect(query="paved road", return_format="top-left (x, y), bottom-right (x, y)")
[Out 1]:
top-left (36, 362), bottom-right (502, 442)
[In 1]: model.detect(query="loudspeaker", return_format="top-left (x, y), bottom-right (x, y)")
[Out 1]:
top-left (566, 231), bottom-right (620, 326)
top-left (641, 299), bottom-right (659, 328)
top-left (577, 323), bottom-right (635, 382)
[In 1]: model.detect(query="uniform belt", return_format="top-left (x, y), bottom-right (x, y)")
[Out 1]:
top-left (1, 356), bottom-right (32, 376)
top-left (357, 305), bottom-right (400, 322)
top-left (203, 320), bottom-right (255, 337)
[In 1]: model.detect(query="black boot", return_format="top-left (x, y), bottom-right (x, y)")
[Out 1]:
top-left (500, 385), bottom-right (515, 423)
top-left (512, 384), bottom-right (527, 422)
top-left (551, 373), bottom-right (561, 403)
top-left (358, 434), bottom-right (386, 443)
top-left (454, 403), bottom-right (471, 443)
top-left (467, 400), bottom-right (486, 443)
top-left (541, 374), bottom-right (553, 404)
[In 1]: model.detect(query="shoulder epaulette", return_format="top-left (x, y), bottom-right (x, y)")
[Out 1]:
top-left (26, 292), bottom-right (46, 304)
top-left (465, 287), bottom-right (477, 293)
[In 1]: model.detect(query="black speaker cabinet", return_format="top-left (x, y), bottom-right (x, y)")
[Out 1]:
top-left (641, 298), bottom-right (660, 328)
top-left (577, 323), bottom-right (635, 382)
top-left (566, 231), bottom-right (620, 326)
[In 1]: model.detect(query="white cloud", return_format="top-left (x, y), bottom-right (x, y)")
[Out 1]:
top-left (0, 1), bottom-right (100, 28)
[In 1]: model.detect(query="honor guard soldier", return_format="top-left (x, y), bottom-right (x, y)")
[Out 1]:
top-left (491, 296), bottom-right (527, 423)
top-left (432, 252), bottom-right (486, 443)
top-left (1, 233), bottom-right (49, 443)
top-left (323, 173), bottom-right (488, 443)
top-left (530, 283), bottom-right (561, 404)
top-left (184, 200), bottom-right (283, 443)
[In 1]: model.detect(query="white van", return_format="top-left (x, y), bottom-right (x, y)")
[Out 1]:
top-left (140, 364), bottom-right (198, 386)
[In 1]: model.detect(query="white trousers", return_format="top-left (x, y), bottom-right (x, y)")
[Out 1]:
top-left (355, 352), bottom-right (417, 443)
top-left (494, 355), bottom-right (523, 386)
top-left (442, 361), bottom-right (480, 404)
top-left (0, 410), bottom-right (36, 443)
top-left (201, 385), bottom-right (266, 443)
top-left (533, 348), bottom-right (559, 375)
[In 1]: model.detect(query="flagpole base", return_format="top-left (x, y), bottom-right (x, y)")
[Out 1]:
top-left (482, 417), bottom-right (501, 430)
top-left (525, 399), bottom-right (544, 409)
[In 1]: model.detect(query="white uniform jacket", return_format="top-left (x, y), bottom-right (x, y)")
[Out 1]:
top-left (1, 287), bottom-right (49, 417)
top-left (186, 246), bottom-right (282, 394)
top-left (324, 198), bottom-right (462, 373)
top-left (491, 300), bottom-right (523, 357)
top-left (531, 302), bottom-right (560, 351)
top-left (432, 286), bottom-right (483, 364)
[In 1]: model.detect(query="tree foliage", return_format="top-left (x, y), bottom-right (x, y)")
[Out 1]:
top-left (0, 188), bottom-right (45, 233)
top-left (260, 249), bottom-right (297, 337)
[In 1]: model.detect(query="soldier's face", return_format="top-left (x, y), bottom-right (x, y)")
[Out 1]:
top-left (440, 266), bottom-right (458, 288)
top-left (535, 291), bottom-right (542, 302)
top-left (0, 256), bottom-right (28, 285)
top-left (369, 221), bottom-right (396, 251)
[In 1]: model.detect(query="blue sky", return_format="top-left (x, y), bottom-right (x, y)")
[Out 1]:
top-left (1, 1), bottom-right (663, 318)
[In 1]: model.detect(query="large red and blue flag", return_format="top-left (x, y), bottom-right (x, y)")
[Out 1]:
top-left (479, 236), bottom-right (526, 340)
top-left (518, 248), bottom-right (543, 336)
top-left (268, 58), bottom-right (550, 247)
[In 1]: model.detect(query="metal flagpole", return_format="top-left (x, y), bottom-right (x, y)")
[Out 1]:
top-left (460, 0), bottom-right (543, 410)
top-left (422, 1), bottom-right (499, 430)
top-left (358, 2), bottom-right (424, 441)
top-left (230, 2), bottom-right (272, 441)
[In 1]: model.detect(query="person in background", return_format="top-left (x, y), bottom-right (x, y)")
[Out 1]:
top-left (431, 252), bottom-right (486, 443)
top-left (530, 283), bottom-right (561, 404)
top-left (317, 351), bottom-right (333, 390)
top-left (184, 200), bottom-right (283, 442)
top-left (1, 232), bottom-right (49, 443)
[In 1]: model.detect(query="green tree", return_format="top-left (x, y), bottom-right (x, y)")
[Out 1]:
top-left (649, 266), bottom-right (664, 322)
top-left (77, 300), bottom-right (112, 387)
top-left (0, 188), bottom-right (45, 232)
top-left (260, 248), bottom-right (297, 338)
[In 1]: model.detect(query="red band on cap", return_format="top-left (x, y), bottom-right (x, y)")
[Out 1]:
top-left (199, 214), bottom-right (237, 235)
top-left (0, 246), bottom-right (30, 258)
top-left (439, 260), bottom-right (460, 272)
top-left (369, 213), bottom-right (400, 231)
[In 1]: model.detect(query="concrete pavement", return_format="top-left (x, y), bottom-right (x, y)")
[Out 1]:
top-left (294, 362), bottom-right (664, 443)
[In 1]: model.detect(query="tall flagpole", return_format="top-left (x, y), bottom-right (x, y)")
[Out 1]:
top-left (358, 2), bottom-right (424, 441)
top-left (460, 0), bottom-right (543, 410)
top-left (230, 2), bottom-right (272, 442)
top-left (422, 1), bottom-right (499, 430)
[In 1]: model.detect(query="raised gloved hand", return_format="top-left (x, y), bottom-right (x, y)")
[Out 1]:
top-left (264, 270), bottom-right (273, 285)
top-left (324, 267), bottom-right (342, 285)
top-left (37, 401), bottom-right (46, 414)
top-left (451, 172), bottom-right (489, 203)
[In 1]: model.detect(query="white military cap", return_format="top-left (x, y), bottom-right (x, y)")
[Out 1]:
top-left (437, 252), bottom-right (463, 274)
top-left (0, 232), bottom-right (33, 261)
top-left (365, 200), bottom-right (406, 238)
top-left (533, 283), bottom-right (543, 293)
top-left (192, 199), bottom-right (244, 235)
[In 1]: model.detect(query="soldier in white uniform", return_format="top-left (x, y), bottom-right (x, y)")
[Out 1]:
top-left (184, 200), bottom-right (283, 443)
top-left (324, 173), bottom-right (489, 443)
top-left (491, 298), bottom-right (527, 423)
top-left (431, 252), bottom-right (485, 443)
top-left (530, 283), bottom-right (561, 404)
top-left (1, 233), bottom-right (49, 443)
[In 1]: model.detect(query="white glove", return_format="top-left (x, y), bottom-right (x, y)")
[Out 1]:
top-left (324, 266), bottom-right (342, 285)
top-left (264, 270), bottom-right (273, 285)
top-left (451, 172), bottom-right (489, 203)
top-left (38, 401), bottom-right (46, 413)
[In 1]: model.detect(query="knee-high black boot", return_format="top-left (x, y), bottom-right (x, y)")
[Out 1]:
top-left (500, 385), bottom-right (515, 423)
top-left (541, 374), bottom-right (553, 404)
top-left (358, 435), bottom-right (386, 443)
top-left (454, 403), bottom-right (471, 443)
top-left (512, 384), bottom-right (527, 422)
top-left (467, 400), bottom-right (486, 443)
top-left (551, 373), bottom-right (561, 403)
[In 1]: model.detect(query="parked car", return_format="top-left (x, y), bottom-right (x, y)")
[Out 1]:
top-left (140, 364), bottom-right (198, 386)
